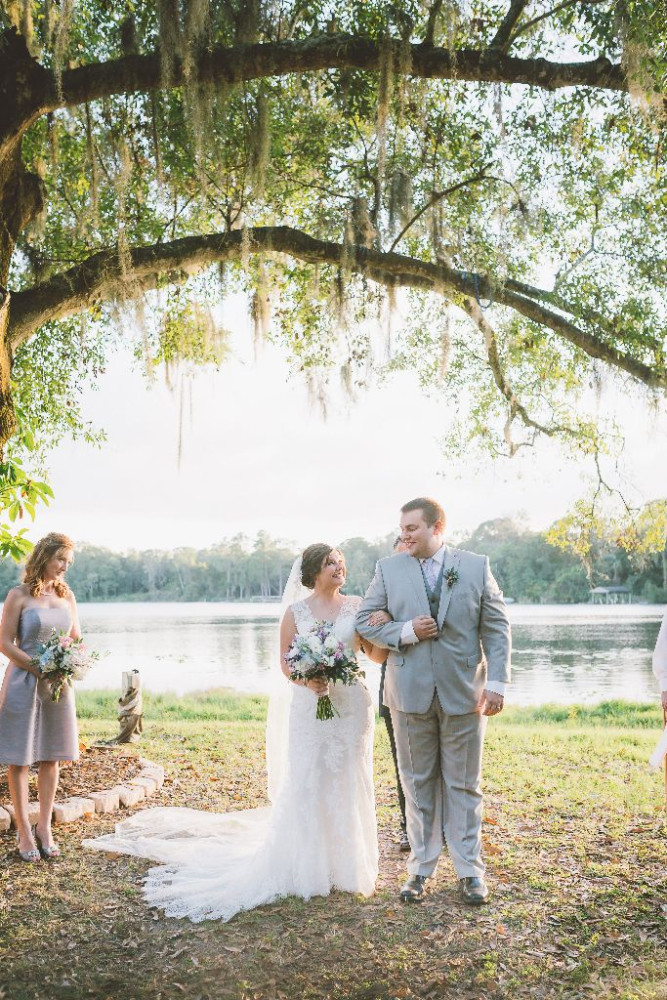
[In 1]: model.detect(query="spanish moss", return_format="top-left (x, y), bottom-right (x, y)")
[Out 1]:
top-left (235, 0), bottom-right (262, 44)
top-left (622, 37), bottom-right (664, 115)
top-left (150, 92), bottom-right (164, 184)
top-left (158, 0), bottom-right (184, 88)
top-left (388, 170), bottom-right (413, 232)
top-left (44, 0), bottom-right (53, 46)
top-left (19, 0), bottom-right (35, 54)
top-left (240, 226), bottom-right (252, 271)
top-left (84, 103), bottom-right (98, 223)
top-left (350, 197), bottom-right (377, 249)
top-left (440, 308), bottom-right (452, 377)
top-left (53, 0), bottom-right (76, 101)
top-left (115, 140), bottom-right (134, 285)
top-left (376, 32), bottom-right (394, 195)
top-left (184, 0), bottom-right (210, 54)
top-left (251, 260), bottom-right (272, 351)
top-left (46, 111), bottom-right (59, 174)
top-left (249, 90), bottom-right (271, 198)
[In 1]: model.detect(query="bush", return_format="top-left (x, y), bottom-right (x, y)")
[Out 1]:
top-left (641, 581), bottom-right (667, 604)
top-left (542, 565), bottom-right (591, 604)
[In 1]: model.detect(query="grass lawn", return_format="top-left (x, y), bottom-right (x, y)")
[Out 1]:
top-left (1, 693), bottom-right (666, 1000)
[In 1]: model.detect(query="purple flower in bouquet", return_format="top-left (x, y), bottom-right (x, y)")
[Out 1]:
top-left (285, 620), bottom-right (364, 720)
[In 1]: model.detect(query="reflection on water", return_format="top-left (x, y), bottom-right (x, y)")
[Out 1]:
top-left (75, 604), bottom-right (284, 698)
top-left (508, 605), bottom-right (663, 705)
top-left (1, 602), bottom-right (664, 706)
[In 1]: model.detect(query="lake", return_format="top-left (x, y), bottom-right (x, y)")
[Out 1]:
top-left (5, 601), bottom-right (659, 707)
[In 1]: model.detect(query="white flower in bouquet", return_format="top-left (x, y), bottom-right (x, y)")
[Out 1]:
top-left (284, 620), bottom-right (364, 721)
top-left (67, 644), bottom-right (94, 681)
top-left (305, 634), bottom-right (323, 657)
top-left (33, 629), bottom-right (102, 702)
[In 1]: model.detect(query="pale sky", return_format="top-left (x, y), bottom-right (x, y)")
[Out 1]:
top-left (28, 303), bottom-right (667, 552)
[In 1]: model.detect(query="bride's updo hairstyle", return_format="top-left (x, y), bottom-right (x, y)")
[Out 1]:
top-left (23, 532), bottom-right (75, 598)
top-left (301, 543), bottom-right (335, 589)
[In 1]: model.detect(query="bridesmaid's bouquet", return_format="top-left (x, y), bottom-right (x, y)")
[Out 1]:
top-left (285, 621), bottom-right (364, 720)
top-left (33, 629), bottom-right (100, 702)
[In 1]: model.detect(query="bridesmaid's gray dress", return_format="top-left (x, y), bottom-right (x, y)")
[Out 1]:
top-left (0, 605), bottom-right (79, 765)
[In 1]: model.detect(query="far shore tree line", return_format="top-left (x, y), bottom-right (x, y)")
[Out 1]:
top-left (2, 515), bottom-right (665, 605)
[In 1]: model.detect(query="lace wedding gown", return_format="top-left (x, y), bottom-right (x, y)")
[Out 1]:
top-left (84, 596), bottom-right (378, 922)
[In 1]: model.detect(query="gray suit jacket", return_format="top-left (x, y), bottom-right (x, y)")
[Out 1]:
top-left (355, 547), bottom-right (511, 715)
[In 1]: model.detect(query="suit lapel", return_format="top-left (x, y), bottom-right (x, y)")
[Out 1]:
top-left (407, 556), bottom-right (430, 615)
top-left (437, 547), bottom-right (461, 629)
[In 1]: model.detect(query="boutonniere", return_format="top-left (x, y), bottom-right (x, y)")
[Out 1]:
top-left (445, 568), bottom-right (459, 589)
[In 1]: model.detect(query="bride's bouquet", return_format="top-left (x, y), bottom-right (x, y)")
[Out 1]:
top-left (285, 621), bottom-right (364, 720)
top-left (33, 629), bottom-right (100, 702)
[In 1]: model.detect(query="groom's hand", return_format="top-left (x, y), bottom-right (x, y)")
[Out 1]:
top-left (412, 616), bottom-right (439, 640)
top-left (478, 690), bottom-right (504, 716)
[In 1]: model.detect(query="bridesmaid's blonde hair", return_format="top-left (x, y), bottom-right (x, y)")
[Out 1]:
top-left (23, 533), bottom-right (75, 598)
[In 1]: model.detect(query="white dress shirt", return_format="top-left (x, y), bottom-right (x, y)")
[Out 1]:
top-left (653, 611), bottom-right (667, 692)
top-left (398, 545), bottom-right (506, 697)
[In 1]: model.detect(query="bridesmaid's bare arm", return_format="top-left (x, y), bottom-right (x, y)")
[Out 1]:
top-left (67, 592), bottom-right (82, 641)
top-left (0, 587), bottom-right (39, 675)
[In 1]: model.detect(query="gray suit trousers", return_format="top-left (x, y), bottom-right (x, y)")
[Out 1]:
top-left (391, 698), bottom-right (486, 879)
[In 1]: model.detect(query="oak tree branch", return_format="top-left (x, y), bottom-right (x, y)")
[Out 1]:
top-left (8, 226), bottom-right (660, 390)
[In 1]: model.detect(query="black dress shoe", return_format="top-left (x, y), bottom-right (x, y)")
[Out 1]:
top-left (400, 874), bottom-right (427, 903)
top-left (458, 876), bottom-right (489, 905)
top-left (399, 829), bottom-right (410, 853)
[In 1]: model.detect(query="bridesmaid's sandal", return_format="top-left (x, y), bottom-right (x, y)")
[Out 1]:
top-left (16, 832), bottom-right (41, 864)
top-left (33, 824), bottom-right (61, 860)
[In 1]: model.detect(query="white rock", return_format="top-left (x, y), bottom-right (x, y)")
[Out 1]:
top-left (130, 775), bottom-right (158, 795)
top-left (52, 799), bottom-right (85, 824)
top-left (3, 801), bottom-right (41, 827)
top-left (89, 789), bottom-right (121, 814)
top-left (67, 796), bottom-right (95, 818)
top-left (139, 766), bottom-right (165, 789)
top-left (0, 806), bottom-right (11, 832)
top-left (116, 784), bottom-right (146, 807)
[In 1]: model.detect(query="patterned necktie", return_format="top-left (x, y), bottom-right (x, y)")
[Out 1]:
top-left (422, 557), bottom-right (437, 591)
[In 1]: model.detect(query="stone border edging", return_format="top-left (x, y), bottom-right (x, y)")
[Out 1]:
top-left (0, 758), bottom-right (165, 832)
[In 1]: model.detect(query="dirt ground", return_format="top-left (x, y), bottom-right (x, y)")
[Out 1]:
top-left (0, 715), bottom-right (666, 1000)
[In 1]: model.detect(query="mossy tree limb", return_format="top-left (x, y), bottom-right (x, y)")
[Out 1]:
top-left (0, 31), bottom-right (631, 161)
top-left (8, 225), bottom-right (663, 390)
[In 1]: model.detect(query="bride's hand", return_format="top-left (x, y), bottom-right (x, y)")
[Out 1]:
top-left (304, 677), bottom-right (329, 697)
top-left (368, 610), bottom-right (392, 626)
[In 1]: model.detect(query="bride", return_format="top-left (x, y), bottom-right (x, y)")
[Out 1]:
top-left (84, 543), bottom-right (385, 922)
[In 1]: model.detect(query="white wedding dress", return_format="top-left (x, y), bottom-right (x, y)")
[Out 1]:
top-left (84, 596), bottom-right (378, 922)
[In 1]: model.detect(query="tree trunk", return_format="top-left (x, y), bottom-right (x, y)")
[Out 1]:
top-left (0, 26), bottom-right (47, 452)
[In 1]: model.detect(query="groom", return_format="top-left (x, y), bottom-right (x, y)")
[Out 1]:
top-left (356, 497), bottom-right (511, 905)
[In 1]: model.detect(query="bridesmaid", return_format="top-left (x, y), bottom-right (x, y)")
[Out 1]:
top-left (0, 532), bottom-right (81, 862)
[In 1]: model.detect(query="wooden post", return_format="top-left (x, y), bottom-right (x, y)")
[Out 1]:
top-left (115, 670), bottom-right (143, 743)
